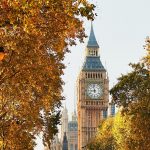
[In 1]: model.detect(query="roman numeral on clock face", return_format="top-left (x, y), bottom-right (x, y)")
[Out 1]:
top-left (87, 83), bottom-right (103, 99)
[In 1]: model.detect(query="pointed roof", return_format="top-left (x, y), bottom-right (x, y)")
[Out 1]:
top-left (63, 104), bottom-right (68, 113)
top-left (63, 132), bottom-right (68, 143)
top-left (82, 56), bottom-right (105, 71)
top-left (62, 104), bottom-right (68, 118)
top-left (62, 132), bottom-right (68, 150)
top-left (87, 23), bottom-right (99, 48)
top-left (72, 110), bottom-right (77, 121)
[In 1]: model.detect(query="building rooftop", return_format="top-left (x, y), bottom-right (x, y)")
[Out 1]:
top-left (87, 23), bottom-right (99, 48)
top-left (82, 56), bottom-right (105, 71)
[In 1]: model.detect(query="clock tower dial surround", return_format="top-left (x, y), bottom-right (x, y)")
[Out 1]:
top-left (86, 83), bottom-right (103, 99)
top-left (77, 24), bottom-right (109, 150)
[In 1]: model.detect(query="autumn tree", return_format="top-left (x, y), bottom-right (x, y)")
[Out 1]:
top-left (144, 36), bottom-right (150, 69)
top-left (110, 37), bottom-right (150, 150)
top-left (0, 0), bottom-right (95, 149)
top-left (87, 117), bottom-right (115, 150)
top-left (113, 104), bottom-right (150, 150)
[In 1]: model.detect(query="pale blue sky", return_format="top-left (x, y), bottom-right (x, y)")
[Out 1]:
top-left (35, 0), bottom-right (150, 149)
top-left (63, 0), bottom-right (150, 114)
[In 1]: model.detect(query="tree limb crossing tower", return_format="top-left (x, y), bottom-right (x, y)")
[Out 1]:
top-left (77, 24), bottom-right (109, 150)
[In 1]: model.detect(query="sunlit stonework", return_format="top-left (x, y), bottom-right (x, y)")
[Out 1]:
top-left (77, 24), bottom-right (109, 150)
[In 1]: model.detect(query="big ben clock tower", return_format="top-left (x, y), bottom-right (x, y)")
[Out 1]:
top-left (77, 24), bottom-right (109, 150)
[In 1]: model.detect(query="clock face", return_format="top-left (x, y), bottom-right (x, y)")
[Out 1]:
top-left (87, 83), bottom-right (103, 99)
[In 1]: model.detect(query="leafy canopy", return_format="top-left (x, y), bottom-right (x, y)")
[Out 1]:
top-left (0, 0), bottom-right (95, 149)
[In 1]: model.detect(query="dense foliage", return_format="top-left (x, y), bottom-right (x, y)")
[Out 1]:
top-left (144, 36), bottom-right (150, 69)
top-left (0, 0), bottom-right (95, 149)
top-left (87, 117), bottom-right (115, 150)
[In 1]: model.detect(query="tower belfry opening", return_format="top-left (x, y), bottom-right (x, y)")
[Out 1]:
top-left (86, 23), bottom-right (99, 57)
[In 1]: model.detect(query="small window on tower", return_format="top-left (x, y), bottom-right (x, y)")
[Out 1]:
top-left (96, 51), bottom-right (98, 56)
top-left (103, 110), bottom-right (108, 119)
top-left (93, 73), bottom-right (95, 78)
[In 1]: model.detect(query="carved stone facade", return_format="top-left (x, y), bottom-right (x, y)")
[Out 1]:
top-left (61, 106), bottom-right (69, 143)
top-left (77, 24), bottom-right (109, 150)
top-left (68, 111), bottom-right (78, 150)
top-left (62, 132), bottom-right (68, 150)
top-left (61, 107), bottom-right (78, 150)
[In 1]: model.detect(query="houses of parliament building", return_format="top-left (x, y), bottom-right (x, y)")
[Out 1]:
top-left (77, 24), bottom-right (115, 150)
top-left (45, 24), bottom-right (115, 150)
